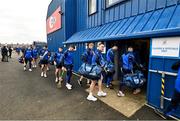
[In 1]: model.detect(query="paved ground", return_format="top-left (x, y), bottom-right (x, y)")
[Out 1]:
top-left (0, 53), bottom-right (163, 120)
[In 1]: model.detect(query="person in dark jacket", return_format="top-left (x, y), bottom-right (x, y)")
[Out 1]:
top-left (77, 42), bottom-right (94, 86)
top-left (63, 45), bottom-right (76, 90)
top-left (87, 42), bottom-right (107, 102)
top-left (54, 47), bottom-right (64, 85)
top-left (39, 46), bottom-right (49, 78)
top-left (8, 46), bottom-right (12, 58)
top-left (1, 46), bottom-right (8, 62)
top-left (21, 46), bottom-right (26, 56)
top-left (106, 45), bottom-right (118, 88)
top-left (24, 46), bottom-right (33, 71)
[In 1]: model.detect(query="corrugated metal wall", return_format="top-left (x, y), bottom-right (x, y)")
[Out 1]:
top-left (47, 0), bottom-right (77, 52)
top-left (87, 0), bottom-right (178, 28)
top-left (47, 0), bottom-right (179, 52)
top-left (76, 0), bottom-right (88, 32)
top-left (47, 0), bottom-right (65, 52)
top-left (65, 0), bottom-right (77, 39)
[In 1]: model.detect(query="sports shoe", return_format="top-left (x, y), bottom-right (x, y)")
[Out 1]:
top-left (87, 79), bottom-right (91, 84)
top-left (117, 91), bottom-right (125, 97)
top-left (87, 95), bottom-right (97, 102)
top-left (57, 81), bottom-right (62, 89)
top-left (24, 67), bottom-right (27, 71)
top-left (106, 85), bottom-right (109, 88)
top-left (66, 83), bottom-right (72, 90)
top-left (29, 69), bottom-right (32, 72)
top-left (59, 77), bottom-right (63, 82)
top-left (77, 79), bottom-right (82, 86)
top-left (97, 91), bottom-right (107, 97)
top-left (133, 88), bottom-right (141, 95)
top-left (66, 83), bottom-right (72, 86)
top-left (109, 84), bottom-right (114, 89)
top-left (44, 73), bottom-right (47, 78)
top-left (41, 72), bottom-right (44, 77)
top-left (55, 78), bottom-right (59, 83)
top-left (47, 67), bottom-right (50, 71)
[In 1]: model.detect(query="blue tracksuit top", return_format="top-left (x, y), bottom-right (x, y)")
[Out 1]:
top-left (32, 49), bottom-right (38, 58)
top-left (84, 48), bottom-right (94, 64)
top-left (24, 49), bottom-right (33, 59)
top-left (16, 48), bottom-right (21, 52)
top-left (175, 68), bottom-right (180, 93)
top-left (64, 50), bottom-right (73, 65)
top-left (106, 48), bottom-right (114, 64)
top-left (92, 49), bottom-right (106, 66)
top-left (122, 52), bottom-right (135, 70)
top-left (40, 49), bottom-right (49, 60)
top-left (54, 51), bottom-right (64, 64)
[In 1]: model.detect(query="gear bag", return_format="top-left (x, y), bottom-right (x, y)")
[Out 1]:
top-left (78, 63), bottom-right (102, 80)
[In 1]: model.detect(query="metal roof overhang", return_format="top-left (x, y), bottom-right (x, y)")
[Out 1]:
top-left (64, 4), bottom-right (180, 44)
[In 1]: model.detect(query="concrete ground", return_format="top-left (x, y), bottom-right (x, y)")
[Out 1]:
top-left (0, 53), bottom-right (163, 120)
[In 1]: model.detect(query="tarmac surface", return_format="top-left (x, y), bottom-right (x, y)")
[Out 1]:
top-left (0, 53), bottom-right (163, 120)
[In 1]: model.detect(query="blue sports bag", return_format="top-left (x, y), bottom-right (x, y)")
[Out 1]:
top-left (78, 63), bottom-right (102, 80)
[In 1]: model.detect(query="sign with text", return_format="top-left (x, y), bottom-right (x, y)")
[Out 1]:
top-left (152, 37), bottom-right (180, 57)
top-left (46, 6), bottom-right (61, 34)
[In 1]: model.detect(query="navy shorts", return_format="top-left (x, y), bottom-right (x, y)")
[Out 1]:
top-left (41, 60), bottom-right (48, 65)
top-left (33, 57), bottom-right (38, 59)
top-left (56, 63), bottom-right (63, 69)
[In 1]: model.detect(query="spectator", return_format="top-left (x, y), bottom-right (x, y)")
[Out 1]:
top-left (1, 46), bottom-right (8, 62)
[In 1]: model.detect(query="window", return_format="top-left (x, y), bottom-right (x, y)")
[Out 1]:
top-left (89, 0), bottom-right (97, 15)
top-left (106, 0), bottom-right (126, 8)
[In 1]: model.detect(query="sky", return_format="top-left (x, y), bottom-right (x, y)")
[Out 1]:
top-left (0, 0), bottom-right (52, 44)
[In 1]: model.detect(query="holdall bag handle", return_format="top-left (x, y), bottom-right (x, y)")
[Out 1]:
top-left (84, 63), bottom-right (94, 73)
top-left (84, 63), bottom-right (87, 71)
top-left (90, 65), bottom-right (96, 73)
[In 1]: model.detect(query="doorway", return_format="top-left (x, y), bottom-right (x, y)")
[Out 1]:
top-left (99, 39), bottom-right (151, 117)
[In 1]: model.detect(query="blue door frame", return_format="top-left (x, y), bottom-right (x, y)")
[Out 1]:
top-left (147, 37), bottom-right (180, 119)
